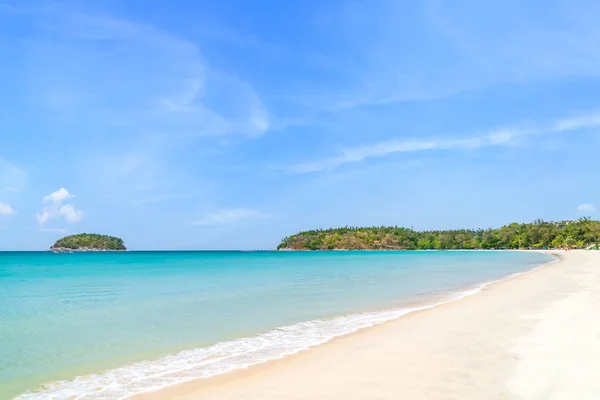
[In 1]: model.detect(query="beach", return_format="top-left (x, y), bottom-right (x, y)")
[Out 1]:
top-left (7, 251), bottom-right (552, 399)
top-left (133, 250), bottom-right (600, 400)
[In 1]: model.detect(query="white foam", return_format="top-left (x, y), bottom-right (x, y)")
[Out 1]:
top-left (15, 255), bottom-right (560, 400)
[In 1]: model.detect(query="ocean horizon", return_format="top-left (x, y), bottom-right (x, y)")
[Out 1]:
top-left (1, 250), bottom-right (554, 399)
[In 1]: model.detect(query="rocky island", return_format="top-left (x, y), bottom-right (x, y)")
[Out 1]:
top-left (50, 233), bottom-right (127, 252)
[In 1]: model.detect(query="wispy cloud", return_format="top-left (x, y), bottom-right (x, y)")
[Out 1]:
top-left (23, 10), bottom-right (269, 138)
top-left (37, 188), bottom-right (83, 224)
top-left (425, 1), bottom-right (600, 82)
top-left (5, 187), bottom-right (21, 193)
top-left (0, 202), bottom-right (14, 215)
top-left (577, 204), bottom-right (598, 212)
top-left (77, 135), bottom-right (191, 203)
top-left (268, 1), bottom-right (600, 118)
top-left (191, 208), bottom-right (269, 226)
top-left (291, 112), bottom-right (600, 173)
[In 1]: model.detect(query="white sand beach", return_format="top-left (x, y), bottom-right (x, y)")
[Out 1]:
top-left (134, 250), bottom-right (600, 400)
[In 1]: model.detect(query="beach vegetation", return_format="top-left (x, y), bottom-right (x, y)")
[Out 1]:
top-left (278, 218), bottom-right (600, 250)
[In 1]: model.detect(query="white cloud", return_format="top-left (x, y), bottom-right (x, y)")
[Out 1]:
top-left (36, 209), bottom-right (51, 224)
top-left (577, 204), bottom-right (597, 212)
top-left (291, 112), bottom-right (600, 173)
top-left (0, 202), bottom-right (14, 215)
top-left (37, 188), bottom-right (83, 224)
top-left (59, 204), bottom-right (84, 223)
top-left (43, 188), bottom-right (73, 204)
top-left (191, 209), bottom-right (269, 226)
top-left (5, 187), bottom-right (21, 193)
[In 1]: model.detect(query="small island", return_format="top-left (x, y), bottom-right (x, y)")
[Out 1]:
top-left (50, 233), bottom-right (127, 252)
top-left (278, 218), bottom-right (600, 251)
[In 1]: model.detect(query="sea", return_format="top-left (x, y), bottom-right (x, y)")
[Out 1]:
top-left (0, 250), bottom-right (554, 399)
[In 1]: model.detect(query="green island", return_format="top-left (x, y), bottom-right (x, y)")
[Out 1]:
top-left (50, 233), bottom-right (127, 252)
top-left (278, 218), bottom-right (600, 251)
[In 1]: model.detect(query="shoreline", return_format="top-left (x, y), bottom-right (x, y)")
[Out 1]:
top-left (48, 248), bottom-right (127, 253)
top-left (12, 251), bottom-right (555, 399)
top-left (127, 250), bottom-right (568, 400)
top-left (133, 250), bottom-right (600, 400)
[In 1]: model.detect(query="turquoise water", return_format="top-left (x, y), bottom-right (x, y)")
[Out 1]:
top-left (0, 251), bottom-right (552, 399)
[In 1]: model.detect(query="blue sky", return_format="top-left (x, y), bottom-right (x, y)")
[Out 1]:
top-left (1, 0), bottom-right (599, 250)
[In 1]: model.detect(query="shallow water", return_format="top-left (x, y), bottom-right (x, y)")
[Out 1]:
top-left (0, 250), bottom-right (552, 399)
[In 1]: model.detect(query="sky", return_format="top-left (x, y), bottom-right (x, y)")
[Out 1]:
top-left (1, 0), bottom-right (599, 250)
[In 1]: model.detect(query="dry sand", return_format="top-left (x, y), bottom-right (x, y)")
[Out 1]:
top-left (133, 250), bottom-right (600, 400)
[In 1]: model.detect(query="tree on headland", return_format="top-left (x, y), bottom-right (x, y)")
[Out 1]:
top-left (278, 218), bottom-right (600, 251)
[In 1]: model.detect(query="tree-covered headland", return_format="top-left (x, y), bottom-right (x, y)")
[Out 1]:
top-left (51, 233), bottom-right (126, 251)
top-left (278, 218), bottom-right (600, 250)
